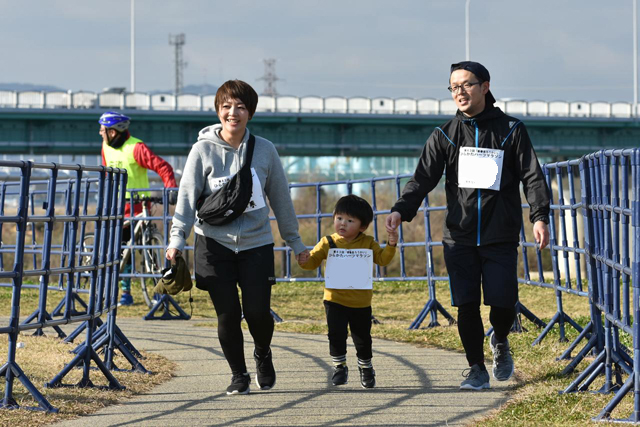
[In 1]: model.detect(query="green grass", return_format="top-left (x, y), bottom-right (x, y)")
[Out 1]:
top-left (2, 280), bottom-right (636, 425)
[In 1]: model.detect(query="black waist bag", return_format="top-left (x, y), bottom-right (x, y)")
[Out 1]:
top-left (196, 135), bottom-right (256, 226)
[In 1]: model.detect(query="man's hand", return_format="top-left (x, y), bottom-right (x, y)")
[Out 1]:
top-left (385, 212), bottom-right (401, 234)
top-left (168, 191), bottom-right (178, 206)
top-left (296, 249), bottom-right (310, 266)
top-left (166, 247), bottom-right (181, 262)
top-left (533, 220), bottom-right (549, 250)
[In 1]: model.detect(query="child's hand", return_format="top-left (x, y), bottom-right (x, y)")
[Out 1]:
top-left (387, 229), bottom-right (399, 247)
top-left (296, 249), bottom-right (310, 266)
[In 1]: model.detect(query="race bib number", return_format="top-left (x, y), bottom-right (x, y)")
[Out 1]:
top-left (244, 168), bottom-right (265, 212)
top-left (458, 147), bottom-right (504, 191)
top-left (208, 167), bottom-right (266, 213)
top-left (325, 249), bottom-right (373, 290)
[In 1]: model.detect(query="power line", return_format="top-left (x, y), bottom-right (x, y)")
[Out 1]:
top-left (169, 33), bottom-right (186, 96)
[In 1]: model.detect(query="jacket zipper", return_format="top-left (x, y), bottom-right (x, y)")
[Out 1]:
top-left (234, 147), bottom-right (242, 254)
top-left (473, 120), bottom-right (481, 246)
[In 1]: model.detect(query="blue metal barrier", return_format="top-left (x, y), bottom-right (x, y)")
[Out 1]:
top-left (5, 147), bottom-right (640, 421)
top-left (559, 149), bottom-right (639, 423)
top-left (0, 161), bottom-right (144, 413)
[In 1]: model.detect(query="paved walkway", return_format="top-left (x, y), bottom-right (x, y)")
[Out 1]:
top-left (53, 318), bottom-right (510, 426)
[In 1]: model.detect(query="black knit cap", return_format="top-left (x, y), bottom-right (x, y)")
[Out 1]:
top-left (450, 61), bottom-right (496, 105)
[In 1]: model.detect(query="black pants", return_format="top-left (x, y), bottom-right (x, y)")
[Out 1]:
top-left (457, 302), bottom-right (516, 366)
top-left (443, 242), bottom-right (518, 366)
top-left (324, 300), bottom-right (372, 361)
top-left (195, 235), bottom-right (276, 374)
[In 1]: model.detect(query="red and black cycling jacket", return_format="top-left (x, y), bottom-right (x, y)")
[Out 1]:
top-left (101, 133), bottom-right (177, 217)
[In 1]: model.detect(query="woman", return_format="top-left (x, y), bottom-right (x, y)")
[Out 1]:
top-left (166, 80), bottom-right (309, 395)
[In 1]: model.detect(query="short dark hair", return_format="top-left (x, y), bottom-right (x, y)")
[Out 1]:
top-left (333, 195), bottom-right (374, 228)
top-left (215, 80), bottom-right (259, 118)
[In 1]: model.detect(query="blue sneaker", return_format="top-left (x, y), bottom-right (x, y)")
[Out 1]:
top-left (460, 364), bottom-right (490, 390)
top-left (118, 292), bottom-right (133, 306)
top-left (490, 332), bottom-right (514, 381)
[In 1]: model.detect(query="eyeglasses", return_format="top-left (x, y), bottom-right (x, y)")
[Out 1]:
top-left (448, 81), bottom-right (481, 93)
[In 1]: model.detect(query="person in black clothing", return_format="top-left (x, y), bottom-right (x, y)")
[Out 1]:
top-left (385, 61), bottom-right (550, 390)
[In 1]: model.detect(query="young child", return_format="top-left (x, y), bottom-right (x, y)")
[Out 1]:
top-left (298, 194), bottom-right (398, 388)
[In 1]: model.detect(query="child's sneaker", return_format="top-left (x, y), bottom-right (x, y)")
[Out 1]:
top-left (358, 366), bottom-right (376, 388)
top-left (226, 372), bottom-right (250, 395)
top-left (460, 364), bottom-right (490, 390)
top-left (254, 349), bottom-right (276, 390)
top-left (332, 365), bottom-right (348, 386)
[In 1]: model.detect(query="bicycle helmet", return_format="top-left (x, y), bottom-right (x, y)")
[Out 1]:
top-left (99, 111), bottom-right (131, 132)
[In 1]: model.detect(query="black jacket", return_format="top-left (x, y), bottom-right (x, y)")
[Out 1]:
top-left (392, 106), bottom-right (550, 246)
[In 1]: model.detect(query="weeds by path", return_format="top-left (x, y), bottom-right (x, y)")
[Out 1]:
top-left (0, 334), bottom-right (175, 427)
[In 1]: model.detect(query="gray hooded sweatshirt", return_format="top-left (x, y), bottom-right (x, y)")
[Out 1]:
top-left (168, 124), bottom-right (306, 255)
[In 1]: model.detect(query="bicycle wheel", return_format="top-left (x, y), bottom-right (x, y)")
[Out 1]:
top-left (140, 226), bottom-right (165, 308)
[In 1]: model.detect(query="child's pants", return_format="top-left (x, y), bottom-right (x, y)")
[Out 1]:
top-left (323, 300), bottom-right (372, 361)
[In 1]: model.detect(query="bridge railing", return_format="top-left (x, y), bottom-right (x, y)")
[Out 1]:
top-left (1, 89), bottom-right (638, 119)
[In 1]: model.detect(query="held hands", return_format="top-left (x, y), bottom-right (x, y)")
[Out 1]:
top-left (385, 212), bottom-right (401, 234)
top-left (533, 220), bottom-right (549, 250)
top-left (387, 228), bottom-right (399, 247)
top-left (296, 249), bottom-right (310, 266)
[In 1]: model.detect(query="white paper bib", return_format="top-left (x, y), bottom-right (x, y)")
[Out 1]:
top-left (244, 168), bottom-right (266, 212)
top-left (458, 147), bottom-right (504, 191)
top-left (324, 249), bottom-right (373, 290)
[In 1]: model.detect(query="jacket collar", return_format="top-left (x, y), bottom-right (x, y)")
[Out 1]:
top-left (456, 105), bottom-right (504, 126)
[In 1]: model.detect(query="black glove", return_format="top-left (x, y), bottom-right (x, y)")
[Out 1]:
top-left (168, 191), bottom-right (178, 206)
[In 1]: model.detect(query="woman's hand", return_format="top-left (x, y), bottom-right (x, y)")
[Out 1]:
top-left (296, 249), bottom-right (310, 265)
top-left (166, 247), bottom-right (181, 262)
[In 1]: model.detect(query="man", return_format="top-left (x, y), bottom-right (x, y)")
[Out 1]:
top-left (385, 62), bottom-right (550, 390)
top-left (100, 111), bottom-right (177, 306)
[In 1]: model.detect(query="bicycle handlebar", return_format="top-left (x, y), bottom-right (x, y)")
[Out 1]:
top-left (126, 196), bottom-right (164, 204)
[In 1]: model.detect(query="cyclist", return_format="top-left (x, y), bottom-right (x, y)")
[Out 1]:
top-left (99, 111), bottom-right (177, 306)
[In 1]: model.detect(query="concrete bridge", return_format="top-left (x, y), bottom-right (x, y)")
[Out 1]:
top-left (3, 88), bottom-right (640, 159)
top-left (2, 107), bottom-right (640, 159)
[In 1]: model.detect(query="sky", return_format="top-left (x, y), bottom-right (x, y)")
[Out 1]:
top-left (1, 0), bottom-right (635, 103)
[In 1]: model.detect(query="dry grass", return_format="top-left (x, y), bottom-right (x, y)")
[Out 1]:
top-left (0, 334), bottom-right (175, 427)
top-left (0, 279), bottom-right (636, 425)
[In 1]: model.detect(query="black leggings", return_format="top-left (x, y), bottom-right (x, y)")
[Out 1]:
top-left (457, 302), bottom-right (515, 367)
top-left (208, 284), bottom-right (273, 374)
top-left (195, 236), bottom-right (276, 374)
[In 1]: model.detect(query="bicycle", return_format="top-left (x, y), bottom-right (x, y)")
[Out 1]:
top-left (80, 195), bottom-right (166, 308)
